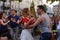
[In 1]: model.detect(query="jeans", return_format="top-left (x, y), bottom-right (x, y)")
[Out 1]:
top-left (10, 27), bottom-right (19, 40)
top-left (57, 29), bottom-right (60, 40)
top-left (39, 32), bottom-right (52, 40)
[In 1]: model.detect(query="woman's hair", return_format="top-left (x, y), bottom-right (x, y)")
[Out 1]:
top-left (0, 11), bottom-right (6, 19)
top-left (22, 8), bottom-right (29, 13)
top-left (0, 12), bottom-right (4, 19)
top-left (22, 8), bottom-right (29, 16)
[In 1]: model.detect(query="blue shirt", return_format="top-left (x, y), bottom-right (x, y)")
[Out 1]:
top-left (9, 15), bottom-right (19, 28)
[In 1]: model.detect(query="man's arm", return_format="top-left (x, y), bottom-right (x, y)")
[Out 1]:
top-left (29, 17), bottom-right (44, 28)
top-left (24, 16), bottom-right (44, 29)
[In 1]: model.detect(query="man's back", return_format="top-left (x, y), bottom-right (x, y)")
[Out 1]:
top-left (39, 13), bottom-right (52, 33)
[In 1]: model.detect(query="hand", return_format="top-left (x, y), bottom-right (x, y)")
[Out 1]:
top-left (29, 17), bottom-right (35, 22)
top-left (11, 18), bottom-right (13, 21)
top-left (23, 22), bottom-right (28, 29)
top-left (11, 18), bottom-right (16, 22)
top-left (7, 20), bottom-right (10, 23)
top-left (12, 20), bottom-right (16, 22)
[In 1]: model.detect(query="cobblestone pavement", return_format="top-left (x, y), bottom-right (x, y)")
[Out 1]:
top-left (33, 35), bottom-right (40, 40)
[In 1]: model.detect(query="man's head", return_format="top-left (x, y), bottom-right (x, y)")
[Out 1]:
top-left (37, 5), bottom-right (45, 15)
top-left (11, 9), bottom-right (17, 15)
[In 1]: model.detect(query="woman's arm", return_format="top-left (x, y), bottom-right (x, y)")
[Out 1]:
top-left (0, 20), bottom-right (10, 26)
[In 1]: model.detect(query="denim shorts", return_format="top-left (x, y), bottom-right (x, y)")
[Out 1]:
top-left (39, 32), bottom-right (52, 40)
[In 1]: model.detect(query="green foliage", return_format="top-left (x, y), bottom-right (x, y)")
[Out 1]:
top-left (30, 1), bottom-right (36, 17)
top-left (19, 0), bottom-right (22, 2)
top-left (43, 4), bottom-right (47, 12)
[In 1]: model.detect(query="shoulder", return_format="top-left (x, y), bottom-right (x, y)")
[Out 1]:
top-left (38, 16), bottom-right (45, 22)
top-left (0, 19), bottom-right (3, 22)
top-left (39, 15), bottom-right (44, 19)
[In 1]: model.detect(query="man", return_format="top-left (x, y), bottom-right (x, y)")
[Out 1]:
top-left (24, 5), bottom-right (52, 40)
top-left (8, 9), bottom-right (21, 40)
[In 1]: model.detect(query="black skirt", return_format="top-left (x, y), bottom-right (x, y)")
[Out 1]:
top-left (0, 30), bottom-right (12, 40)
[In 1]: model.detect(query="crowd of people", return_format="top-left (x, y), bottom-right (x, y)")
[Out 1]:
top-left (0, 5), bottom-right (60, 40)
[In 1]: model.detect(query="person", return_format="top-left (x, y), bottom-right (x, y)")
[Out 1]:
top-left (52, 15), bottom-right (58, 30)
top-left (24, 5), bottom-right (52, 40)
top-left (20, 8), bottom-right (35, 40)
top-left (0, 12), bottom-right (11, 40)
top-left (57, 16), bottom-right (60, 40)
top-left (8, 9), bottom-right (21, 40)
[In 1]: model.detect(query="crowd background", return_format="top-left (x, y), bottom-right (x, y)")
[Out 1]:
top-left (0, 7), bottom-right (60, 40)
top-left (0, 0), bottom-right (60, 40)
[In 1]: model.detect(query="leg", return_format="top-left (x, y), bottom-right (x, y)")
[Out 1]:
top-left (10, 28), bottom-right (15, 40)
top-left (15, 27), bottom-right (19, 40)
top-left (57, 29), bottom-right (60, 40)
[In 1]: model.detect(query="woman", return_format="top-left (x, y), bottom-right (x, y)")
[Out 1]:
top-left (52, 15), bottom-right (58, 30)
top-left (57, 16), bottom-right (60, 40)
top-left (0, 12), bottom-right (11, 40)
top-left (20, 8), bottom-right (35, 40)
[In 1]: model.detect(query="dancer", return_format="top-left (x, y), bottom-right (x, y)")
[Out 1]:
top-left (20, 8), bottom-right (35, 40)
top-left (0, 12), bottom-right (11, 40)
top-left (24, 5), bottom-right (52, 40)
top-left (57, 16), bottom-right (60, 40)
top-left (8, 9), bottom-right (21, 40)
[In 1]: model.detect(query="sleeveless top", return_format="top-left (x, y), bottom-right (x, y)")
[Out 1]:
top-left (38, 13), bottom-right (52, 33)
top-left (0, 19), bottom-right (8, 31)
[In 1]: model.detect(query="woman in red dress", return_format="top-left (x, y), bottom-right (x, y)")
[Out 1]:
top-left (20, 8), bottom-right (35, 40)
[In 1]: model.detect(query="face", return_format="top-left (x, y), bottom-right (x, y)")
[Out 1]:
top-left (11, 10), bottom-right (16, 15)
top-left (37, 8), bottom-right (42, 15)
top-left (22, 10), bottom-right (29, 17)
top-left (2, 13), bottom-right (7, 19)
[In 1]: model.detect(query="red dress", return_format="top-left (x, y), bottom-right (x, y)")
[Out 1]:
top-left (22, 17), bottom-right (34, 25)
top-left (22, 17), bottom-right (29, 25)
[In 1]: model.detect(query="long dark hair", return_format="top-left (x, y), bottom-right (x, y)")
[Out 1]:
top-left (0, 11), bottom-right (6, 19)
top-left (0, 12), bottom-right (4, 19)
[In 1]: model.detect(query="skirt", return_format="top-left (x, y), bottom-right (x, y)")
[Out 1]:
top-left (20, 29), bottom-right (34, 40)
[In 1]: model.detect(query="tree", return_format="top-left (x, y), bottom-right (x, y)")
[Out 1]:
top-left (19, 0), bottom-right (22, 2)
top-left (30, 1), bottom-right (36, 17)
top-left (43, 4), bottom-right (47, 12)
